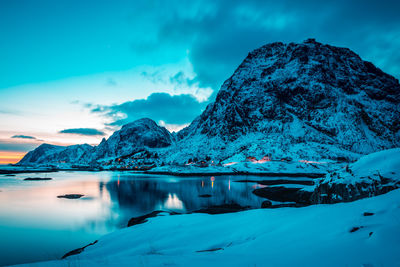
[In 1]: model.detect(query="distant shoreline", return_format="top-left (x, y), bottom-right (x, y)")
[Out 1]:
top-left (0, 166), bottom-right (325, 178)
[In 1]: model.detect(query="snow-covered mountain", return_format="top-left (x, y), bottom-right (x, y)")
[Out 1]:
top-left (18, 143), bottom-right (93, 166)
top-left (18, 39), bottom-right (400, 167)
top-left (88, 118), bottom-right (173, 161)
top-left (169, 38), bottom-right (400, 164)
top-left (17, 118), bottom-right (173, 166)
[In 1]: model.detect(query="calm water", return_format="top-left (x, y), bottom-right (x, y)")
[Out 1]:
top-left (0, 171), bottom-right (266, 266)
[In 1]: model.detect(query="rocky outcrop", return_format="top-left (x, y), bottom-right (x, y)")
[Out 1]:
top-left (310, 148), bottom-right (400, 204)
top-left (253, 186), bottom-right (312, 204)
top-left (91, 118), bottom-right (173, 160)
top-left (310, 172), bottom-right (400, 204)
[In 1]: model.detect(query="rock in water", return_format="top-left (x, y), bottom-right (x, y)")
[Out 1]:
top-left (57, 194), bottom-right (84, 199)
top-left (23, 177), bottom-right (52, 181)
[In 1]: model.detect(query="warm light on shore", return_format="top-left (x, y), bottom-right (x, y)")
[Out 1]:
top-left (0, 151), bottom-right (26, 164)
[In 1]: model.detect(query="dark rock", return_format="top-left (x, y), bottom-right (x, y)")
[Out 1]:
top-left (62, 240), bottom-right (98, 259)
top-left (253, 186), bottom-right (312, 204)
top-left (310, 178), bottom-right (400, 204)
top-left (269, 203), bottom-right (307, 208)
top-left (261, 200), bottom-right (272, 208)
top-left (236, 179), bottom-right (314, 186)
top-left (350, 226), bottom-right (363, 233)
top-left (24, 177), bottom-right (52, 181)
top-left (127, 211), bottom-right (164, 227)
top-left (4, 174), bottom-right (15, 176)
top-left (196, 248), bottom-right (224, 252)
top-left (363, 212), bottom-right (374, 216)
top-left (57, 194), bottom-right (84, 199)
top-left (199, 194), bottom-right (212, 198)
top-left (193, 203), bottom-right (248, 214)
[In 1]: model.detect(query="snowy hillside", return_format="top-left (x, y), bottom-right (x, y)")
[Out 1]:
top-left (22, 188), bottom-right (400, 267)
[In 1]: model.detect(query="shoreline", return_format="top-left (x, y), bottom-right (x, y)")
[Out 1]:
top-left (0, 167), bottom-right (326, 178)
top-left (142, 170), bottom-right (325, 178)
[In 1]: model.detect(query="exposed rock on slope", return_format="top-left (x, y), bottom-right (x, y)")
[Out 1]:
top-left (310, 148), bottom-right (400, 203)
top-left (170, 39), bottom-right (400, 164)
top-left (89, 118), bottom-right (173, 161)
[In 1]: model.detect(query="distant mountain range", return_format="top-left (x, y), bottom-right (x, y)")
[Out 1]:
top-left (18, 39), bottom-right (400, 169)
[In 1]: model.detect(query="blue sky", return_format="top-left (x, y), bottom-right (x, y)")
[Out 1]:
top-left (0, 0), bottom-right (399, 161)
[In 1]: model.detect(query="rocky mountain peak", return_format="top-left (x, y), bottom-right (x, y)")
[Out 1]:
top-left (91, 118), bottom-right (173, 160)
top-left (181, 39), bottom-right (400, 158)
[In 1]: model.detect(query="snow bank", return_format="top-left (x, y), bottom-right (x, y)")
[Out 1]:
top-left (311, 148), bottom-right (400, 203)
top-left (350, 148), bottom-right (400, 179)
top-left (20, 188), bottom-right (400, 267)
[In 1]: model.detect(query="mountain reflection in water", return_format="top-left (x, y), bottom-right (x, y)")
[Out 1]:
top-left (0, 171), bottom-right (263, 266)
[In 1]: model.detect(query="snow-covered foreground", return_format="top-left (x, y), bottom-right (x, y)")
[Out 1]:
top-left (20, 188), bottom-right (400, 267)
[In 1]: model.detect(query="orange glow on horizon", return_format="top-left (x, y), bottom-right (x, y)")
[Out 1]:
top-left (0, 151), bottom-right (26, 164)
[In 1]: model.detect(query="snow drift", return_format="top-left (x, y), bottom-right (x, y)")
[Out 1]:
top-left (21, 188), bottom-right (400, 267)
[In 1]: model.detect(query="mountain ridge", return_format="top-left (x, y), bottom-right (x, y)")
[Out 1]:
top-left (17, 39), bottom-right (400, 167)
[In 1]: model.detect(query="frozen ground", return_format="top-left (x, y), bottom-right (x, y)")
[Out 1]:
top-left (19, 188), bottom-right (400, 267)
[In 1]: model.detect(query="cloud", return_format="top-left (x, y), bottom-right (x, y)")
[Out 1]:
top-left (91, 92), bottom-right (207, 126)
top-left (0, 140), bottom-right (39, 152)
top-left (11, 135), bottom-right (37, 139)
top-left (127, 0), bottom-right (400, 91)
top-left (59, 128), bottom-right (105, 136)
top-left (0, 109), bottom-right (22, 115)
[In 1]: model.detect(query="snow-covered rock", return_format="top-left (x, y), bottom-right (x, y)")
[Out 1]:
top-left (311, 148), bottom-right (400, 203)
top-left (18, 143), bottom-right (93, 166)
top-left (89, 118), bottom-right (173, 161)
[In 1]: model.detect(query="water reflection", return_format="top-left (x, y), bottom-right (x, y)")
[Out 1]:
top-left (0, 171), bottom-right (263, 266)
top-left (164, 193), bottom-right (185, 210)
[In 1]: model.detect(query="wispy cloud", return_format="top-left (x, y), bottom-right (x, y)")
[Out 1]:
top-left (0, 109), bottom-right (22, 115)
top-left (59, 128), bottom-right (105, 136)
top-left (11, 135), bottom-right (37, 140)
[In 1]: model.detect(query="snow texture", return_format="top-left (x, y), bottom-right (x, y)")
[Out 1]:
top-left (19, 188), bottom-right (400, 267)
